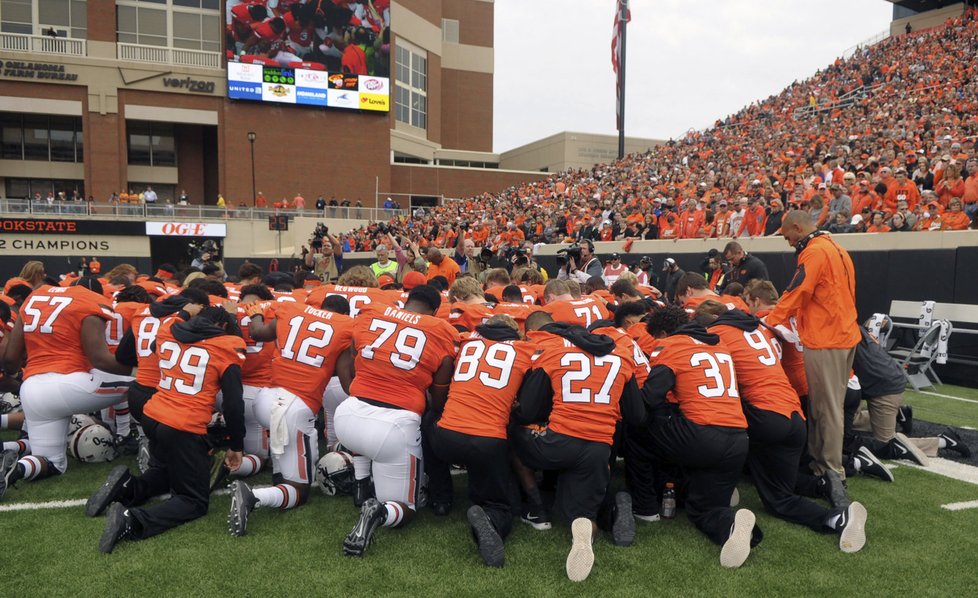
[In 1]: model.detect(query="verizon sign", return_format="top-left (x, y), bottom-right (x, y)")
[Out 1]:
top-left (145, 222), bottom-right (227, 237)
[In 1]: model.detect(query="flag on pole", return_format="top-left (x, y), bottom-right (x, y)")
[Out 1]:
top-left (612, 0), bottom-right (630, 131)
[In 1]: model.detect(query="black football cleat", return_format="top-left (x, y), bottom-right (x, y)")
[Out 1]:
top-left (837, 501), bottom-right (868, 553)
top-left (939, 429), bottom-right (972, 458)
top-left (98, 503), bottom-right (133, 554)
top-left (612, 491), bottom-right (636, 547)
top-left (467, 505), bottom-right (504, 568)
top-left (890, 433), bottom-right (929, 466)
top-left (896, 405), bottom-right (913, 435)
top-left (0, 450), bottom-right (19, 500)
top-left (520, 503), bottom-right (552, 531)
top-left (228, 480), bottom-right (258, 537)
top-left (86, 465), bottom-right (133, 517)
top-left (431, 501), bottom-right (452, 517)
top-left (854, 446), bottom-right (893, 482)
top-left (343, 498), bottom-right (386, 557)
top-left (822, 470), bottom-right (851, 509)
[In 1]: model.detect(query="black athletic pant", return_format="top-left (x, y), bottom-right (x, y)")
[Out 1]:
top-left (622, 422), bottom-right (673, 517)
top-left (510, 425), bottom-right (610, 523)
top-left (744, 405), bottom-right (836, 532)
top-left (126, 382), bottom-right (156, 426)
top-left (421, 411), bottom-right (453, 506)
top-left (649, 415), bottom-right (755, 546)
top-left (125, 415), bottom-right (211, 539)
top-left (431, 424), bottom-right (517, 538)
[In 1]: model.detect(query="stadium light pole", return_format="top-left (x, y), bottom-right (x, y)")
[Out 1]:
top-left (247, 131), bottom-right (257, 206)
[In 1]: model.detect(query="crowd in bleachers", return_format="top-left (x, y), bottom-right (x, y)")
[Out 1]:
top-left (342, 9), bottom-right (978, 253)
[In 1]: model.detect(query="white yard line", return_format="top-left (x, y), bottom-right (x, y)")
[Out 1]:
top-left (899, 457), bottom-right (978, 486)
top-left (0, 485), bottom-right (251, 513)
top-left (941, 499), bottom-right (978, 511)
top-left (0, 498), bottom-right (86, 512)
top-left (917, 390), bottom-right (978, 405)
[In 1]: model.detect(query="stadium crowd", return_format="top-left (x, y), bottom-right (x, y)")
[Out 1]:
top-left (341, 9), bottom-right (978, 252)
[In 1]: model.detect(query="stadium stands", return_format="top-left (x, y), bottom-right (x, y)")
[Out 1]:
top-left (343, 8), bottom-right (978, 252)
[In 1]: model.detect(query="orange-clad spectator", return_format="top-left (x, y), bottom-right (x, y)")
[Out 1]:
top-left (935, 162), bottom-right (965, 208)
top-left (915, 199), bottom-right (945, 231)
top-left (677, 199), bottom-right (705, 239)
top-left (425, 247), bottom-right (460, 286)
top-left (255, 192), bottom-right (267, 208)
top-left (714, 200), bottom-right (732, 237)
top-left (941, 199), bottom-right (971, 231)
top-left (293, 193), bottom-right (305, 211)
top-left (883, 168), bottom-right (920, 212)
top-left (865, 212), bottom-right (891, 233)
top-left (850, 181), bottom-right (878, 216)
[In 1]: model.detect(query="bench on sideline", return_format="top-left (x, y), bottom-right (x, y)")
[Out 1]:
top-left (877, 300), bottom-right (978, 392)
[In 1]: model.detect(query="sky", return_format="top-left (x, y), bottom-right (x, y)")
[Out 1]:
top-left (492, 0), bottom-right (893, 152)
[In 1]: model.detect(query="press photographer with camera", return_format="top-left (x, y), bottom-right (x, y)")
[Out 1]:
top-left (190, 240), bottom-right (223, 272)
top-left (556, 239), bottom-right (602, 284)
top-left (303, 223), bottom-right (344, 282)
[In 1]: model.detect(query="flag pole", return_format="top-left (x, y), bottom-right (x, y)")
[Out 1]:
top-left (617, 0), bottom-right (628, 160)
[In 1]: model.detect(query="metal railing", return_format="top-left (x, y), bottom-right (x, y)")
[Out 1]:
top-left (117, 43), bottom-right (222, 69)
top-left (0, 198), bottom-right (406, 222)
top-left (0, 32), bottom-right (86, 57)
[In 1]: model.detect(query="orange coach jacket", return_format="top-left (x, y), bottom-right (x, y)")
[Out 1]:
top-left (765, 232), bottom-right (860, 350)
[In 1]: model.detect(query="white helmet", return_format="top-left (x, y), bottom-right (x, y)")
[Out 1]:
top-left (315, 450), bottom-right (354, 496)
top-left (67, 413), bottom-right (99, 437)
top-left (68, 424), bottom-right (118, 463)
top-left (0, 392), bottom-right (21, 414)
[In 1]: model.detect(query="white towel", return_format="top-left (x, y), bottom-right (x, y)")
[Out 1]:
top-left (268, 389), bottom-right (300, 457)
top-left (867, 313), bottom-right (887, 341)
top-left (936, 319), bottom-right (951, 365)
top-left (919, 300), bottom-right (935, 328)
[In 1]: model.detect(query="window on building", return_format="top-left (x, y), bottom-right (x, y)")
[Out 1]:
top-left (127, 121), bottom-right (176, 167)
top-left (4, 178), bottom-right (84, 200)
top-left (395, 42), bottom-right (427, 130)
top-left (0, 112), bottom-right (83, 162)
top-left (116, 0), bottom-right (220, 50)
top-left (38, 0), bottom-right (87, 38)
top-left (0, 0), bottom-right (34, 34)
top-left (442, 19), bottom-right (459, 44)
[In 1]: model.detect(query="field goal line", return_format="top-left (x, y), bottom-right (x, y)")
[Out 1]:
top-left (917, 390), bottom-right (978, 405)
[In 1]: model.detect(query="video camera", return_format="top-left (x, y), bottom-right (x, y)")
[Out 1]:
top-left (311, 222), bottom-right (329, 249)
top-left (555, 244), bottom-right (583, 268)
top-left (188, 239), bottom-right (220, 262)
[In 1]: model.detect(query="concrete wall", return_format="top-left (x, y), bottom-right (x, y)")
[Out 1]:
top-left (500, 132), bottom-right (666, 173)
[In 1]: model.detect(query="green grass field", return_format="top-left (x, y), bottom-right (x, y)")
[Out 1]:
top-left (2, 385), bottom-right (977, 596)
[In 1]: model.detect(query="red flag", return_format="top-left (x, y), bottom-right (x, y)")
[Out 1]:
top-left (612, 0), bottom-right (631, 130)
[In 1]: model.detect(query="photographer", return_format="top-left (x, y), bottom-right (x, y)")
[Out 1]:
top-left (303, 223), bottom-right (343, 282)
top-left (190, 240), bottom-right (223, 272)
top-left (556, 239), bottom-right (602, 284)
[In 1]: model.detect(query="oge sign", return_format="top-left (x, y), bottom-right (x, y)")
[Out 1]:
top-left (145, 222), bottom-right (227, 237)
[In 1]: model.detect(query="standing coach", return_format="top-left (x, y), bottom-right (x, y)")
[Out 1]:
top-left (763, 210), bottom-right (860, 505)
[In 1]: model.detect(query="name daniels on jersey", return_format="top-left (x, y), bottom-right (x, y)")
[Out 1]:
top-left (383, 306), bottom-right (421, 325)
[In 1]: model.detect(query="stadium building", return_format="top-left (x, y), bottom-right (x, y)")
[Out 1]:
top-left (0, 0), bottom-right (551, 209)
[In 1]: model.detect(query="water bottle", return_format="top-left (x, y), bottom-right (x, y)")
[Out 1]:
top-left (661, 482), bottom-right (677, 520)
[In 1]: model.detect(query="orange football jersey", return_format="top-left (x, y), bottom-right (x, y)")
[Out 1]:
top-left (350, 303), bottom-right (460, 415)
top-left (649, 334), bottom-right (747, 428)
top-left (526, 329), bottom-right (636, 445)
top-left (142, 320), bottom-right (246, 434)
top-left (132, 306), bottom-right (176, 388)
top-left (447, 302), bottom-right (494, 332)
top-left (237, 302), bottom-right (275, 387)
top-left (492, 302), bottom-right (542, 332)
top-left (756, 309), bottom-right (809, 397)
top-left (591, 325), bottom-right (652, 387)
top-left (21, 285), bottom-right (114, 379)
top-left (438, 336), bottom-right (536, 439)
top-left (544, 296), bottom-right (611, 328)
top-left (710, 323), bottom-right (803, 420)
top-left (105, 301), bottom-right (144, 355)
top-left (265, 301), bottom-right (355, 411)
top-left (305, 284), bottom-right (399, 317)
top-left (627, 321), bottom-right (657, 358)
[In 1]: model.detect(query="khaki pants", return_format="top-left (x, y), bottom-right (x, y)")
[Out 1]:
top-left (804, 346), bottom-right (856, 479)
